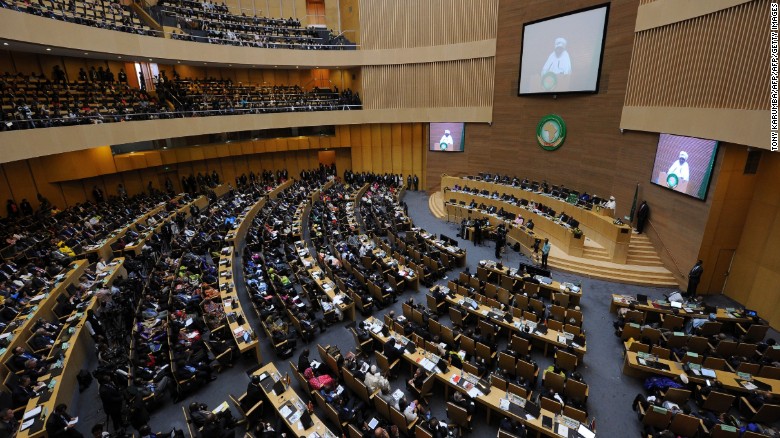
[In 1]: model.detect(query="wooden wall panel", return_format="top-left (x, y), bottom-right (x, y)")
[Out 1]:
top-left (359, 0), bottom-right (498, 49)
top-left (362, 58), bottom-right (495, 110)
top-left (625, 0), bottom-right (768, 110)
top-left (697, 145), bottom-right (757, 294)
top-left (27, 158), bottom-right (66, 210)
top-left (425, 0), bottom-right (719, 285)
top-left (724, 152), bottom-right (780, 328)
top-left (2, 161), bottom-right (38, 208)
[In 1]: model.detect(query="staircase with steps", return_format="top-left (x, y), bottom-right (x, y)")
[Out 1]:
top-left (428, 191), bottom-right (680, 287)
top-left (428, 191), bottom-right (447, 219)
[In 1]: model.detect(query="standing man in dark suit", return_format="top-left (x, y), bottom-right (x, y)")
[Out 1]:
top-left (636, 201), bottom-right (649, 234)
top-left (98, 375), bottom-right (125, 432)
top-left (413, 175), bottom-right (419, 191)
top-left (407, 175), bottom-right (412, 190)
top-left (494, 224), bottom-right (506, 259)
top-left (687, 260), bottom-right (704, 296)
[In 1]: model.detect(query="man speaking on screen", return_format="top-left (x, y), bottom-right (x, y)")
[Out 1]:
top-left (542, 37), bottom-right (572, 82)
top-left (667, 151), bottom-right (690, 185)
top-left (439, 129), bottom-right (454, 151)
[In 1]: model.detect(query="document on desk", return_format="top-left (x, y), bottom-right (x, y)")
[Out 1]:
top-left (556, 424), bottom-right (569, 436)
top-left (23, 406), bottom-right (42, 420)
top-left (21, 419), bottom-right (35, 431)
top-left (367, 418), bottom-right (379, 429)
top-left (279, 405), bottom-right (293, 418)
top-left (578, 424), bottom-right (595, 438)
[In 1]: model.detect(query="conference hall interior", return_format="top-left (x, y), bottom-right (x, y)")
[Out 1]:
top-left (0, 1), bottom-right (777, 438)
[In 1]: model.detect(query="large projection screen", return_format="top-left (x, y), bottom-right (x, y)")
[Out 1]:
top-left (518, 4), bottom-right (609, 95)
top-left (650, 134), bottom-right (719, 201)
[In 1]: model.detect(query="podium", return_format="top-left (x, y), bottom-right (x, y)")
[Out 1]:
top-left (657, 172), bottom-right (689, 194)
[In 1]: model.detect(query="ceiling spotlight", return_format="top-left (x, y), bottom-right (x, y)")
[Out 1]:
top-left (117, 56), bottom-right (122, 59)
top-left (84, 52), bottom-right (89, 55)
top-left (2, 42), bottom-right (8, 46)
top-left (46, 48), bottom-right (52, 51)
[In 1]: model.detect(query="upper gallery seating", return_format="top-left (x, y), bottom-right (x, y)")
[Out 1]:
top-left (0, 0), bottom-right (355, 49)
top-left (0, 0), bottom-right (155, 35)
top-left (156, 78), bottom-right (362, 115)
top-left (0, 73), bottom-right (168, 131)
top-left (155, 0), bottom-right (353, 49)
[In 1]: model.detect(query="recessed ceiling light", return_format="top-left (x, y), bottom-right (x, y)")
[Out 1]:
top-left (203, 62), bottom-right (207, 65)
top-left (117, 56), bottom-right (122, 59)
top-left (2, 42), bottom-right (8, 46)
top-left (296, 66), bottom-right (299, 69)
top-left (274, 65), bottom-right (278, 68)
top-left (177, 61), bottom-right (181, 64)
top-left (228, 64), bottom-right (232, 67)
top-left (149, 58), bottom-right (153, 61)
top-left (46, 48), bottom-right (51, 51)
top-left (84, 52), bottom-right (89, 55)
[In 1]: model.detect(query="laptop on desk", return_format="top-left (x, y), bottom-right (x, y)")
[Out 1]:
top-left (636, 294), bottom-right (649, 305)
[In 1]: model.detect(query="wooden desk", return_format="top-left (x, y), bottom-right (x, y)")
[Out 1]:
top-left (445, 203), bottom-right (578, 262)
top-left (363, 316), bottom-right (595, 438)
top-left (16, 259), bottom-right (127, 438)
top-left (610, 294), bottom-right (753, 324)
top-left (446, 191), bottom-right (585, 258)
top-left (225, 180), bottom-right (293, 246)
top-left (443, 176), bottom-right (631, 263)
top-left (359, 235), bottom-right (419, 291)
top-left (413, 230), bottom-right (467, 267)
top-left (218, 247), bottom-right (262, 363)
top-left (346, 183), bottom-right (369, 232)
top-left (444, 291), bottom-right (586, 358)
top-left (623, 350), bottom-right (780, 397)
top-left (82, 198), bottom-right (179, 261)
top-left (479, 260), bottom-right (583, 299)
top-left (124, 194), bottom-right (210, 255)
top-left (293, 191), bottom-right (356, 321)
top-left (250, 362), bottom-right (337, 438)
top-left (0, 260), bottom-right (88, 381)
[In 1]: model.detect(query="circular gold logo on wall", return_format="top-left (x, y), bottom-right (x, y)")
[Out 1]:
top-left (536, 114), bottom-right (566, 151)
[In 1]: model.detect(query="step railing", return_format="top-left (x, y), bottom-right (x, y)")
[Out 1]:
top-left (645, 219), bottom-right (686, 280)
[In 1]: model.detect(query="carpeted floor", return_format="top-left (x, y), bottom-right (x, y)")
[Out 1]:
top-left (75, 191), bottom-right (777, 438)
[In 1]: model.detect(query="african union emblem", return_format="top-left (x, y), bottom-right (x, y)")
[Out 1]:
top-left (536, 114), bottom-right (566, 151)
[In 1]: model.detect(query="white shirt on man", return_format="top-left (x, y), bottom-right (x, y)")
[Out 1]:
top-left (667, 160), bottom-right (690, 181)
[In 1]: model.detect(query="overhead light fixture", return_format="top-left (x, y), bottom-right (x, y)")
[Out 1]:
top-left (177, 61), bottom-right (181, 64)
top-left (117, 56), bottom-right (122, 59)
top-left (149, 58), bottom-right (153, 61)
top-left (46, 48), bottom-right (52, 51)
top-left (2, 42), bottom-right (8, 46)
top-left (84, 52), bottom-right (89, 55)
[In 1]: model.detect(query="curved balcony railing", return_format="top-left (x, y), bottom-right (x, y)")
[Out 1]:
top-left (0, 104), bottom-right (363, 131)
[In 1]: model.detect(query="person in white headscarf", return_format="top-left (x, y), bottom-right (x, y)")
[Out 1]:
top-left (364, 365), bottom-right (390, 393)
top-left (667, 151), bottom-right (690, 182)
top-left (438, 129), bottom-right (454, 151)
top-left (604, 196), bottom-right (616, 210)
top-left (542, 37), bottom-right (572, 76)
